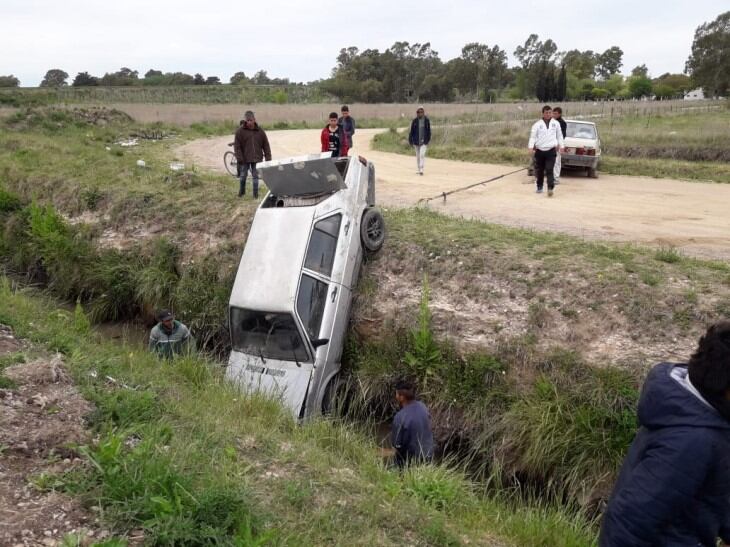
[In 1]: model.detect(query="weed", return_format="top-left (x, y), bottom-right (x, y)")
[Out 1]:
top-left (404, 276), bottom-right (442, 384)
top-left (655, 246), bottom-right (682, 264)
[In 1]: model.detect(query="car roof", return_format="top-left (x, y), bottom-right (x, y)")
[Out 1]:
top-left (564, 119), bottom-right (596, 126)
top-left (229, 206), bottom-right (313, 312)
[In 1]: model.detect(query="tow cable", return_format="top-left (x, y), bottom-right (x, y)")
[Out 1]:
top-left (417, 166), bottom-right (528, 204)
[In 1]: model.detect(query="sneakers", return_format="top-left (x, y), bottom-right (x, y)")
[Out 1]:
top-left (548, 188), bottom-right (554, 197)
top-left (554, 178), bottom-right (560, 185)
top-left (419, 171), bottom-right (424, 176)
top-left (536, 187), bottom-right (543, 194)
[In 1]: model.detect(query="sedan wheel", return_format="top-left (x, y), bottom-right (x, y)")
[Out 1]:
top-left (361, 208), bottom-right (386, 252)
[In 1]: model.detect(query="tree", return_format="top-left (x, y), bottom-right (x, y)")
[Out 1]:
top-left (628, 76), bottom-right (653, 98)
top-left (560, 49), bottom-right (596, 79)
top-left (229, 71), bottom-right (248, 84)
top-left (652, 83), bottom-right (675, 99)
top-left (514, 34), bottom-right (557, 69)
top-left (144, 69), bottom-right (163, 78)
top-left (251, 70), bottom-right (270, 85)
top-left (0, 75), bottom-right (20, 87)
top-left (205, 76), bottom-right (221, 85)
top-left (686, 11), bottom-right (730, 97)
top-left (631, 64), bottom-right (649, 77)
top-left (654, 73), bottom-right (693, 95)
top-left (556, 65), bottom-right (567, 101)
top-left (595, 46), bottom-right (624, 79)
top-left (99, 67), bottom-right (139, 86)
top-left (72, 72), bottom-right (99, 86)
top-left (40, 69), bottom-right (69, 87)
top-left (193, 73), bottom-right (205, 85)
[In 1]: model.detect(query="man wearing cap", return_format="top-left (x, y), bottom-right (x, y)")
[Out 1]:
top-left (408, 107), bottom-right (431, 175)
top-left (233, 111), bottom-right (272, 199)
top-left (338, 105), bottom-right (356, 154)
top-left (148, 310), bottom-right (193, 358)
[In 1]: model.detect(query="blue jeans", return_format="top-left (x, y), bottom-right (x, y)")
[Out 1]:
top-left (238, 162), bottom-right (259, 197)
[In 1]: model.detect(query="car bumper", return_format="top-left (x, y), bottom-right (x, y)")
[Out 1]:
top-left (561, 154), bottom-right (599, 168)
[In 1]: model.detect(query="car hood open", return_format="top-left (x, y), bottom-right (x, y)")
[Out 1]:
top-left (258, 154), bottom-right (347, 196)
top-left (226, 351), bottom-right (314, 417)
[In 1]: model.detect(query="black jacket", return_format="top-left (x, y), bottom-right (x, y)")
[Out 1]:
top-left (408, 116), bottom-right (431, 146)
top-left (600, 363), bottom-right (730, 547)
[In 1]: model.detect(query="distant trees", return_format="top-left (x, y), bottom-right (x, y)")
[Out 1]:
top-left (0, 75), bottom-right (20, 87)
top-left (72, 72), bottom-right (99, 86)
top-left (229, 71), bottom-right (248, 85)
top-left (99, 67), bottom-right (139, 86)
top-left (595, 47), bottom-right (624, 79)
top-left (628, 76), bottom-right (653, 98)
top-left (40, 69), bottom-right (69, 87)
top-left (686, 10), bottom-right (730, 97)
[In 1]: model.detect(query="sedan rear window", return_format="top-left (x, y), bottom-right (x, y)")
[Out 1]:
top-left (297, 274), bottom-right (328, 340)
top-left (304, 214), bottom-right (341, 277)
top-left (230, 307), bottom-right (309, 362)
top-left (566, 123), bottom-right (597, 139)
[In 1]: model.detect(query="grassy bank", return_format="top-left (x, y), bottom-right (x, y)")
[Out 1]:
top-left (0, 278), bottom-right (598, 546)
top-left (372, 110), bottom-right (730, 183)
top-left (3, 107), bottom-right (730, 530)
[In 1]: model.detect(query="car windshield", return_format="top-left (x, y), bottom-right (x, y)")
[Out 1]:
top-left (230, 307), bottom-right (309, 362)
top-left (566, 122), bottom-right (597, 140)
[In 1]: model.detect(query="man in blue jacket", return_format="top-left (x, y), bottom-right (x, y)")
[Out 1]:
top-left (391, 380), bottom-right (434, 467)
top-left (600, 321), bottom-right (730, 547)
top-left (408, 106), bottom-right (431, 175)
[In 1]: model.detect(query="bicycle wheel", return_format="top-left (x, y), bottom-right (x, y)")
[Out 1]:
top-left (223, 151), bottom-right (238, 176)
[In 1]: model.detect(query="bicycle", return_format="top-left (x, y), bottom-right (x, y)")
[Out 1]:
top-left (223, 142), bottom-right (238, 176)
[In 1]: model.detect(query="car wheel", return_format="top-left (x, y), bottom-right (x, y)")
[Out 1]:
top-left (588, 167), bottom-right (598, 179)
top-left (361, 207), bottom-right (385, 253)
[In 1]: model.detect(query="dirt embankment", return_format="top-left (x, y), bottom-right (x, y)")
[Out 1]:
top-left (0, 326), bottom-right (113, 546)
top-left (177, 129), bottom-right (730, 261)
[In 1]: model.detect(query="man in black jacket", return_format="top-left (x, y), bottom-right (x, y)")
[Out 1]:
top-left (408, 107), bottom-right (431, 175)
top-left (600, 322), bottom-right (730, 547)
top-left (552, 107), bottom-right (567, 185)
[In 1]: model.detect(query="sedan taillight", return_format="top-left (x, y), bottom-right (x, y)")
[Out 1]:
top-left (587, 149), bottom-right (596, 156)
top-left (576, 147), bottom-right (585, 155)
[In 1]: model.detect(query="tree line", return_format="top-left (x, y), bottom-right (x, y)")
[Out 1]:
top-left (1, 11), bottom-right (727, 101)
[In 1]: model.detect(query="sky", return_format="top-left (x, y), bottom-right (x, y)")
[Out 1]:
top-left (0, 0), bottom-right (726, 86)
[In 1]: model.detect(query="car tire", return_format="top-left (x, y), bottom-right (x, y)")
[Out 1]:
top-left (361, 207), bottom-right (385, 253)
top-left (588, 167), bottom-right (598, 179)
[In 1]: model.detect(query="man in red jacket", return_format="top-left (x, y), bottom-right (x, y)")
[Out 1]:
top-left (320, 112), bottom-right (348, 157)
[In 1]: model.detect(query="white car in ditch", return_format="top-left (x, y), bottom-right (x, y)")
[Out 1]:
top-left (225, 153), bottom-right (385, 418)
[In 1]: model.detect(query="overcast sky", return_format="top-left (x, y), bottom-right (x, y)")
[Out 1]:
top-left (1, 0), bottom-right (726, 86)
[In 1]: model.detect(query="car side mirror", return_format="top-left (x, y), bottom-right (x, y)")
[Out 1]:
top-left (311, 338), bottom-right (329, 349)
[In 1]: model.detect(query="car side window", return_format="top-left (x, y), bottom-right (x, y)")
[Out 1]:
top-left (304, 214), bottom-right (341, 277)
top-left (296, 274), bottom-right (328, 340)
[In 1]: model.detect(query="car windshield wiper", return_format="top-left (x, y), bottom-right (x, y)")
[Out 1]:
top-left (256, 346), bottom-right (266, 364)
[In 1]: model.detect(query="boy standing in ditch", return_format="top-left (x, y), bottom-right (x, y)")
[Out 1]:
top-left (528, 105), bottom-right (565, 197)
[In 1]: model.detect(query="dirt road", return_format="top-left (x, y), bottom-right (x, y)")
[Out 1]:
top-left (177, 128), bottom-right (730, 260)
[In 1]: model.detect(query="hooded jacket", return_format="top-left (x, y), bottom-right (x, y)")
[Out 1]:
top-left (600, 362), bottom-right (730, 547)
top-left (408, 116), bottom-right (431, 146)
top-left (234, 123), bottom-right (272, 164)
top-left (320, 124), bottom-right (349, 157)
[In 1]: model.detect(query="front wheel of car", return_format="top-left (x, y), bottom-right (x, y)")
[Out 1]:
top-left (361, 207), bottom-right (386, 253)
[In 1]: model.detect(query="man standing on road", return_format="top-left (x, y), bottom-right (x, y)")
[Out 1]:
top-left (320, 112), bottom-right (348, 157)
top-left (408, 106), bottom-right (431, 175)
top-left (552, 107), bottom-right (567, 185)
top-left (528, 105), bottom-right (565, 197)
top-left (338, 105), bottom-right (356, 154)
top-left (391, 380), bottom-right (434, 467)
top-left (599, 322), bottom-right (730, 547)
top-left (233, 110), bottom-right (272, 199)
top-left (148, 309), bottom-right (194, 358)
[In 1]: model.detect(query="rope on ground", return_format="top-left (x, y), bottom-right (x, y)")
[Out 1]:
top-left (417, 166), bottom-right (528, 204)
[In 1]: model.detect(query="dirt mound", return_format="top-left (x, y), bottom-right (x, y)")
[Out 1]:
top-left (0, 326), bottom-right (109, 546)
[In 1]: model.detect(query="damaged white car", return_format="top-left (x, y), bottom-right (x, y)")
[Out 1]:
top-left (225, 153), bottom-right (385, 418)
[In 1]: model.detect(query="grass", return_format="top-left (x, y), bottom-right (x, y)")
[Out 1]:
top-left (372, 110), bottom-right (730, 183)
top-left (0, 277), bottom-right (599, 546)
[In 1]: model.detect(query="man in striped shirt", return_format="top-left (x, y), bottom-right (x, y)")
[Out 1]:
top-left (528, 105), bottom-right (565, 197)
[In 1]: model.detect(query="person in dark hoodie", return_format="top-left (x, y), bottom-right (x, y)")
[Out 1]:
top-left (600, 321), bottom-right (730, 547)
top-left (233, 110), bottom-right (272, 199)
top-left (391, 380), bottom-right (434, 467)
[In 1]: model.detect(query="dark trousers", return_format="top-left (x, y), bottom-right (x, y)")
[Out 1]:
top-left (237, 162), bottom-right (259, 197)
top-left (534, 148), bottom-right (557, 190)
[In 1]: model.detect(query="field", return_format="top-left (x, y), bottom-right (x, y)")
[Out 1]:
top-left (1, 105), bottom-right (730, 545)
top-left (372, 106), bottom-right (730, 183)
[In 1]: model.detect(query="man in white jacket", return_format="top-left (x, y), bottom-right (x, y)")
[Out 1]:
top-left (528, 105), bottom-right (565, 197)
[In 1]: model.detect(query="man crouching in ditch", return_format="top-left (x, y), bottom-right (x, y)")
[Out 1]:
top-left (391, 380), bottom-right (434, 467)
top-left (599, 321), bottom-right (730, 547)
top-left (148, 309), bottom-right (194, 358)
